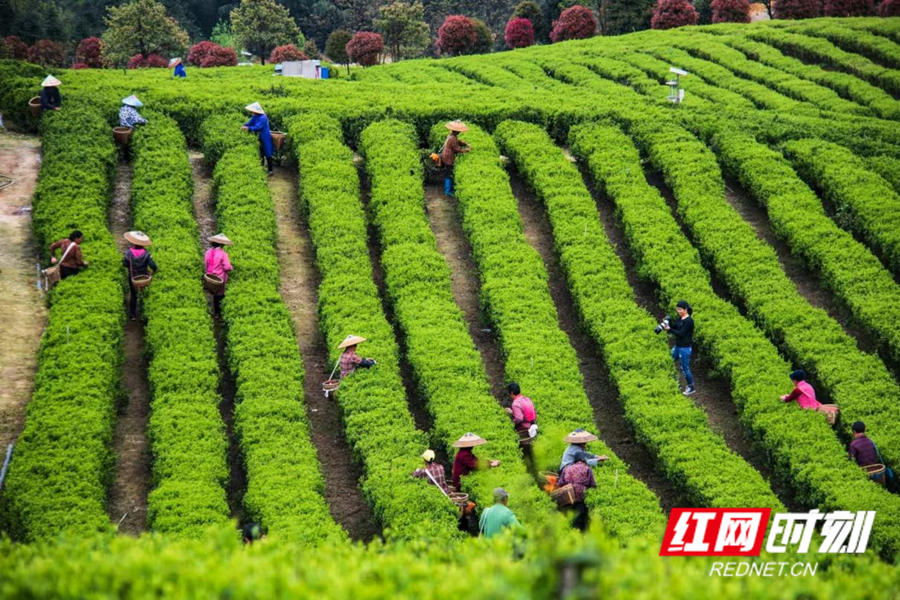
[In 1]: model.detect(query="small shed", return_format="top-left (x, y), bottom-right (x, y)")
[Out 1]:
top-left (282, 60), bottom-right (323, 79)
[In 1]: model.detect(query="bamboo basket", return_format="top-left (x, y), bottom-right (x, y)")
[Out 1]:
top-left (271, 131), bottom-right (286, 150)
top-left (113, 126), bottom-right (133, 145)
top-left (863, 464), bottom-right (886, 486)
top-left (28, 97), bottom-right (41, 117)
top-left (449, 492), bottom-right (469, 509)
top-left (203, 273), bottom-right (224, 294)
top-left (551, 484), bottom-right (576, 507)
top-left (131, 274), bottom-right (152, 290)
top-left (818, 404), bottom-right (839, 426)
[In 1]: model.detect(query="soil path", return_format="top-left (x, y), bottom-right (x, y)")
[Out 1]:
top-left (509, 173), bottom-right (683, 512)
top-left (189, 152), bottom-right (244, 520)
top-left (106, 158), bottom-right (151, 535)
top-left (719, 177), bottom-right (880, 357)
top-left (269, 167), bottom-right (380, 542)
top-left (423, 183), bottom-right (508, 404)
top-left (636, 168), bottom-right (786, 498)
top-left (0, 132), bottom-right (46, 452)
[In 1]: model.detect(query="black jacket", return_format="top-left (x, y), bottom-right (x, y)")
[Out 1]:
top-left (669, 315), bottom-right (694, 348)
top-left (123, 248), bottom-right (158, 276)
top-left (39, 87), bottom-right (61, 111)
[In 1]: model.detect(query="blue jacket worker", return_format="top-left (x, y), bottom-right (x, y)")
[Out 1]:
top-left (170, 57), bottom-right (186, 78)
top-left (242, 102), bottom-right (274, 175)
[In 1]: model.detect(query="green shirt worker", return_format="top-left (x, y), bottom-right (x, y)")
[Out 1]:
top-left (479, 488), bottom-right (522, 538)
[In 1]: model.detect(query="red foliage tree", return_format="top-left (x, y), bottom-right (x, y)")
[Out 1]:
top-left (346, 31), bottom-right (384, 66)
top-left (823, 0), bottom-right (874, 15)
top-left (2, 36), bottom-right (29, 60)
top-left (72, 63), bottom-right (90, 69)
top-left (436, 15), bottom-right (477, 56)
top-left (268, 44), bottom-right (308, 63)
top-left (773, 0), bottom-right (822, 18)
top-left (199, 46), bottom-right (238, 67)
top-left (550, 5), bottom-right (597, 43)
top-left (879, 0), bottom-right (900, 14)
top-left (27, 40), bottom-right (66, 67)
top-left (127, 53), bottom-right (169, 68)
top-left (711, 0), bottom-right (751, 21)
top-left (505, 17), bottom-right (535, 49)
top-left (651, 0), bottom-right (699, 29)
top-left (75, 37), bottom-right (103, 68)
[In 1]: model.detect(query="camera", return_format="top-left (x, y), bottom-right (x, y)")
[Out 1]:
top-left (654, 316), bottom-right (671, 334)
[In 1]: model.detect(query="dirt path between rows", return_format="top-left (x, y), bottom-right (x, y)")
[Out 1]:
top-left (106, 159), bottom-right (151, 535)
top-left (189, 152), bottom-right (244, 521)
top-left (423, 183), bottom-right (508, 404)
top-left (720, 177), bottom-right (880, 358)
top-left (509, 173), bottom-right (683, 512)
top-left (269, 167), bottom-right (380, 542)
top-left (0, 132), bottom-right (46, 453)
top-left (637, 168), bottom-right (786, 499)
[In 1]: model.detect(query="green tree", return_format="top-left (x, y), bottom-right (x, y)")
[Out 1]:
top-left (230, 0), bottom-right (300, 64)
top-left (692, 0), bottom-right (713, 23)
top-left (513, 1), bottom-right (547, 41)
top-left (101, 0), bottom-right (189, 68)
top-left (375, 1), bottom-right (430, 62)
top-left (324, 28), bottom-right (352, 74)
top-left (468, 17), bottom-right (493, 53)
top-left (597, 0), bottom-right (653, 34)
top-left (210, 19), bottom-right (236, 48)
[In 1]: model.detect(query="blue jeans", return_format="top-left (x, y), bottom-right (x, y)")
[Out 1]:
top-left (444, 176), bottom-right (453, 196)
top-left (671, 345), bottom-right (694, 387)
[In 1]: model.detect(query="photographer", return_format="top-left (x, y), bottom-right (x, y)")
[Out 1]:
top-left (663, 300), bottom-right (695, 396)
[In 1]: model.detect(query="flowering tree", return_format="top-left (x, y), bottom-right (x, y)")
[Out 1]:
top-left (550, 5), bottom-right (597, 43)
top-left (75, 37), bottom-right (103, 68)
top-left (823, 0), bottom-right (874, 15)
top-left (1, 36), bottom-right (29, 60)
top-left (711, 0), bottom-right (751, 21)
top-left (773, 0), bottom-right (822, 18)
top-left (346, 31), bottom-right (383, 66)
top-left (651, 0), bottom-right (699, 29)
top-left (27, 40), bottom-right (66, 67)
top-left (269, 44), bottom-right (308, 63)
top-left (879, 0), bottom-right (900, 15)
top-left (505, 17), bottom-right (535, 49)
top-left (436, 15), bottom-right (477, 56)
top-left (187, 41), bottom-right (238, 67)
top-left (127, 53), bottom-right (169, 68)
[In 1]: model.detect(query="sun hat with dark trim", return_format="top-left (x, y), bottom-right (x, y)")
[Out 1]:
top-left (41, 75), bottom-right (61, 87)
top-left (452, 432), bottom-right (487, 448)
top-left (122, 95), bottom-right (143, 108)
top-left (564, 428), bottom-right (598, 444)
top-left (207, 233), bottom-right (234, 246)
top-left (338, 335), bottom-right (367, 349)
top-left (124, 231), bottom-right (152, 247)
top-left (445, 120), bottom-right (469, 133)
top-left (245, 102), bottom-right (265, 114)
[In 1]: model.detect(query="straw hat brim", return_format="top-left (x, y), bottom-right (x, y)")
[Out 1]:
top-left (564, 432), bottom-right (599, 444)
top-left (124, 231), bottom-right (152, 247)
top-left (41, 76), bottom-right (61, 87)
top-left (245, 103), bottom-right (265, 115)
top-left (452, 435), bottom-right (487, 448)
top-left (445, 121), bottom-right (469, 133)
top-left (338, 335), bottom-right (367, 349)
top-left (169, 58), bottom-right (182, 67)
top-left (208, 234), bottom-right (234, 246)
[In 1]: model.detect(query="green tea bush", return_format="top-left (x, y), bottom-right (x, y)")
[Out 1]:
top-left (428, 122), bottom-right (666, 540)
top-left (495, 119), bottom-right (782, 511)
top-left (200, 113), bottom-right (348, 544)
top-left (569, 121), bottom-right (900, 561)
top-left (288, 113), bottom-right (462, 540)
top-left (795, 21), bottom-right (900, 70)
top-left (130, 114), bottom-right (231, 536)
top-left (0, 105), bottom-right (123, 542)
top-left (359, 119), bottom-right (560, 529)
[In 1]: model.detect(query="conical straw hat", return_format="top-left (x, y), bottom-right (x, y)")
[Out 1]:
top-left (122, 95), bottom-right (143, 108)
top-left (338, 335), bottom-right (367, 349)
top-left (452, 432), bottom-right (487, 448)
top-left (564, 429), bottom-right (598, 444)
top-left (169, 57), bottom-right (182, 68)
top-left (245, 102), bottom-right (265, 114)
top-left (445, 120), bottom-right (468, 133)
top-left (41, 75), bottom-right (61, 87)
top-left (124, 231), bottom-right (152, 247)
top-left (207, 233), bottom-right (234, 246)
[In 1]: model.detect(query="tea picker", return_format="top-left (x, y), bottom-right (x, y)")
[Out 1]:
top-left (170, 57), bottom-right (186, 78)
top-left (241, 102), bottom-right (275, 176)
top-left (122, 231), bottom-right (157, 321)
top-left (450, 433), bottom-right (500, 492)
top-left (116, 96), bottom-right (147, 155)
top-left (35, 75), bottom-right (62, 115)
top-left (203, 234), bottom-right (233, 319)
top-left (322, 335), bottom-right (376, 396)
top-left (438, 120), bottom-right (471, 197)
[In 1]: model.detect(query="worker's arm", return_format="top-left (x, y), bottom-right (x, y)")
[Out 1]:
top-left (511, 401), bottom-right (524, 425)
top-left (358, 358), bottom-right (376, 369)
top-left (849, 442), bottom-right (859, 464)
top-left (244, 118), bottom-right (265, 133)
top-left (222, 253), bottom-right (233, 272)
top-left (147, 255), bottom-right (159, 273)
top-left (40, 90), bottom-right (54, 110)
top-left (72, 244), bottom-right (86, 266)
top-left (781, 387), bottom-right (801, 402)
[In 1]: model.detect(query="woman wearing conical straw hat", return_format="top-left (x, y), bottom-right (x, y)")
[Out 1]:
top-left (39, 75), bottom-right (62, 113)
top-left (450, 432), bottom-right (500, 492)
top-left (122, 231), bottom-right (157, 321)
top-left (119, 95), bottom-right (148, 129)
top-left (559, 428), bottom-right (608, 472)
top-left (241, 102), bottom-right (274, 176)
top-left (170, 57), bottom-right (186, 78)
top-left (337, 335), bottom-right (376, 379)
top-left (440, 120), bottom-right (471, 197)
top-left (558, 429), bottom-right (605, 532)
top-left (204, 234), bottom-right (233, 319)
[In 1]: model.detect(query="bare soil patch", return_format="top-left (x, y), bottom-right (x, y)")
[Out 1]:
top-left (106, 159), bottom-right (151, 535)
top-left (0, 132), bottom-right (46, 451)
top-left (269, 168), bottom-right (380, 542)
